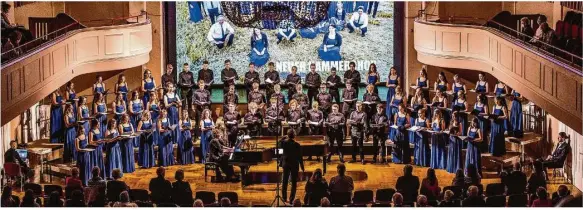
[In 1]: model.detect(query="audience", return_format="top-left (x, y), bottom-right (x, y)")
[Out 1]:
top-left (416, 195), bottom-right (430, 207)
top-left (20, 189), bottom-right (40, 207)
top-left (531, 15), bottom-right (548, 43)
top-left (527, 161), bottom-right (547, 196)
top-left (65, 190), bottom-right (86, 207)
top-left (552, 185), bottom-right (571, 206)
top-left (462, 185), bottom-right (485, 207)
top-left (392, 192), bottom-right (405, 207)
top-left (45, 191), bottom-right (64, 207)
top-left (396, 164), bottom-right (420, 204)
top-left (464, 164), bottom-right (481, 187)
top-left (519, 17), bottom-right (535, 41)
top-left (304, 168), bottom-right (329, 206)
top-left (320, 197), bottom-right (331, 207)
top-left (328, 163), bottom-right (354, 195)
top-left (506, 162), bottom-right (527, 195)
top-left (531, 187), bottom-right (552, 207)
top-left (438, 190), bottom-right (457, 207)
top-left (149, 167), bottom-right (173, 204)
top-left (112, 191), bottom-right (138, 207)
top-left (220, 197), bottom-right (231, 207)
top-left (88, 166), bottom-right (106, 187)
top-left (172, 169), bottom-right (193, 205)
top-left (451, 169), bottom-right (465, 187)
top-left (292, 198), bottom-right (302, 207)
top-left (531, 22), bottom-right (556, 50)
top-left (87, 166), bottom-right (107, 207)
top-left (106, 168), bottom-right (129, 202)
top-left (193, 199), bottom-right (204, 207)
top-left (420, 168), bottom-right (440, 200)
top-left (66, 167), bottom-right (83, 188)
top-left (1, 186), bottom-right (18, 207)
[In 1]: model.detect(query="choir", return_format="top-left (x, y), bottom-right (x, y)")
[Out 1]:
top-left (47, 62), bottom-right (525, 185)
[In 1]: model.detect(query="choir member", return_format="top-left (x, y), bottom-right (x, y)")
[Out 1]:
top-left (77, 96), bottom-right (90, 137)
top-left (447, 112), bottom-right (463, 173)
top-left (142, 69), bottom-right (157, 106)
top-left (75, 126), bottom-right (92, 186)
top-left (93, 75), bottom-right (106, 104)
top-left (221, 59), bottom-right (239, 93)
top-left (223, 85), bottom-right (239, 113)
top-left (63, 105), bottom-right (77, 163)
top-left (466, 118), bottom-right (483, 176)
top-left (115, 74), bottom-right (129, 105)
top-left (285, 66), bottom-right (301, 102)
top-left (385, 67), bottom-right (399, 117)
top-left (342, 82), bottom-right (357, 118)
top-left (363, 84), bottom-right (380, 124)
top-left (147, 92), bottom-right (161, 122)
top-left (224, 103), bottom-right (241, 147)
top-left (105, 119), bottom-right (123, 179)
top-left (113, 93), bottom-right (127, 123)
top-left (388, 86), bottom-right (405, 126)
top-left (157, 109), bottom-right (175, 166)
top-left (452, 91), bottom-right (469, 136)
top-left (93, 92), bottom-right (108, 135)
top-left (128, 91), bottom-right (143, 130)
top-left (137, 112), bottom-right (155, 168)
top-left (200, 109), bottom-right (214, 163)
top-left (266, 98), bottom-right (285, 136)
top-left (326, 104), bottom-right (345, 163)
top-left (490, 97), bottom-right (508, 157)
top-left (287, 99), bottom-right (304, 136)
top-left (365, 63), bottom-right (380, 94)
top-left (415, 66), bottom-right (430, 103)
top-left (244, 102), bottom-right (262, 136)
top-left (326, 67), bottom-right (342, 104)
top-left (390, 104), bottom-right (411, 164)
top-left (244, 62), bottom-right (260, 96)
top-left (349, 102), bottom-right (367, 164)
top-left (343, 62), bottom-right (361, 96)
top-left (161, 64), bottom-right (176, 92)
top-left (451, 74), bottom-right (467, 102)
top-left (371, 105), bottom-right (388, 163)
top-left (164, 83), bottom-right (181, 125)
top-left (198, 60), bottom-right (214, 91)
top-left (412, 109), bottom-right (430, 167)
top-left (509, 90), bottom-right (523, 138)
top-left (50, 89), bottom-right (64, 143)
top-left (178, 63), bottom-right (195, 109)
top-left (306, 63), bottom-right (322, 107)
top-left (494, 80), bottom-right (509, 97)
top-left (264, 62), bottom-right (280, 100)
top-left (270, 84), bottom-right (285, 108)
top-left (316, 84), bottom-right (332, 119)
top-left (431, 90), bottom-right (448, 126)
top-left (178, 110), bottom-right (195, 165)
top-left (193, 80), bottom-right (211, 128)
top-left (474, 73), bottom-right (489, 99)
top-left (65, 82), bottom-right (78, 120)
top-left (430, 109), bottom-right (446, 169)
top-left (434, 72), bottom-right (448, 93)
top-left (248, 82), bottom-right (266, 110)
top-left (209, 129), bottom-right (237, 181)
top-left (118, 114), bottom-right (136, 173)
top-left (409, 87), bottom-right (427, 142)
top-left (89, 119), bottom-right (106, 177)
top-left (307, 102), bottom-right (324, 135)
top-left (293, 84), bottom-right (309, 114)
top-left (472, 94), bottom-right (490, 152)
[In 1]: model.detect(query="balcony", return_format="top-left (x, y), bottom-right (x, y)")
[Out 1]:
top-left (414, 15), bottom-right (583, 134)
top-left (1, 16), bottom-right (152, 125)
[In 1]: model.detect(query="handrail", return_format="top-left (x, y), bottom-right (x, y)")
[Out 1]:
top-left (1, 22), bottom-right (81, 61)
top-left (418, 10), bottom-right (488, 25)
top-left (78, 14), bottom-right (145, 26)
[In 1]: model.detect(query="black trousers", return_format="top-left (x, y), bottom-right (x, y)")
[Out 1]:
top-left (372, 131), bottom-right (386, 160)
top-left (227, 126), bottom-right (238, 147)
top-left (181, 88), bottom-right (193, 110)
top-left (327, 128), bottom-right (344, 159)
top-left (342, 102), bottom-right (356, 118)
top-left (247, 124), bottom-right (261, 137)
top-left (320, 107), bottom-right (331, 120)
top-left (282, 166), bottom-right (299, 203)
top-left (329, 90), bottom-right (341, 104)
top-left (266, 85), bottom-right (275, 101)
top-left (309, 125), bottom-right (322, 135)
top-left (267, 123), bottom-right (281, 136)
top-left (215, 155), bottom-right (235, 180)
top-left (289, 124), bottom-right (302, 136)
top-left (307, 88), bottom-right (319, 108)
top-left (287, 88), bottom-right (297, 102)
top-left (351, 128), bottom-right (364, 160)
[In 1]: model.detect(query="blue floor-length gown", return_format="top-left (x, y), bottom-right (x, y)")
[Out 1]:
top-left (318, 32), bottom-right (342, 61)
top-left (158, 118), bottom-right (175, 167)
top-left (139, 120), bottom-right (156, 168)
top-left (408, 103), bottom-right (424, 144)
top-left (178, 120), bottom-right (195, 165)
top-left (118, 84), bottom-right (129, 106)
top-left (200, 119), bottom-right (213, 163)
top-left (64, 115), bottom-right (78, 163)
top-left (68, 92), bottom-right (78, 121)
top-left (413, 119), bottom-right (430, 167)
top-left (452, 99), bottom-right (468, 145)
top-left (50, 96), bottom-right (64, 143)
top-left (76, 137), bottom-right (92, 186)
top-left (473, 103), bottom-right (490, 152)
top-left (489, 106), bottom-right (507, 157)
top-left (430, 121), bottom-right (447, 169)
top-left (166, 94), bottom-right (180, 125)
top-left (90, 129), bottom-right (106, 178)
top-left (446, 134), bottom-right (463, 173)
top-left (249, 32), bottom-right (269, 67)
top-left (417, 78), bottom-right (430, 103)
top-left (388, 97), bottom-right (403, 134)
top-left (105, 129), bottom-right (123, 179)
top-left (120, 123), bottom-right (136, 173)
top-left (96, 103), bottom-right (108, 136)
top-left (391, 114), bottom-right (410, 164)
top-left (509, 92), bottom-right (523, 138)
top-left (115, 103), bottom-right (126, 123)
top-left (143, 79), bottom-right (155, 106)
top-left (130, 100), bottom-right (143, 131)
top-left (465, 127), bottom-right (482, 176)
top-left (385, 77), bottom-right (398, 119)
top-left (79, 106), bottom-right (90, 137)
top-left (149, 103), bottom-right (160, 122)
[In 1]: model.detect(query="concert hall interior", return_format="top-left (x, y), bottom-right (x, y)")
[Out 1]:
top-left (1, 0), bottom-right (582, 208)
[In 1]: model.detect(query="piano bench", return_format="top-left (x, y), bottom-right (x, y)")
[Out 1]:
top-left (204, 162), bottom-right (219, 182)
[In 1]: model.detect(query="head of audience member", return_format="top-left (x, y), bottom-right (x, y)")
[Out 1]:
top-left (536, 187), bottom-right (548, 201)
top-left (175, 169), bottom-right (185, 182)
top-left (539, 22), bottom-right (550, 32)
top-left (22, 189), bottom-right (37, 206)
top-left (417, 195), bottom-right (429, 207)
top-left (70, 190), bottom-right (84, 204)
top-left (513, 162), bottom-right (521, 172)
top-left (557, 185), bottom-right (570, 197)
top-left (337, 163), bottom-right (346, 177)
top-left (112, 168), bottom-right (122, 180)
top-left (119, 191), bottom-right (131, 203)
top-left (558, 132), bottom-right (568, 143)
top-left (320, 197), bottom-right (330, 207)
top-left (2, 2), bottom-right (11, 14)
top-left (403, 164), bottom-right (414, 177)
top-left (520, 17), bottom-right (531, 28)
top-left (466, 164), bottom-right (480, 180)
top-left (426, 168), bottom-right (437, 185)
top-left (193, 199), bottom-right (204, 207)
top-left (1, 186), bottom-right (13, 204)
top-left (310, 168), bottom-right (324, 184)
top-left (536, 15), bottom-right (547, 25)
top-left (392, 192), bottom-right (404, 206)
top-left (47, 191), bottom-right (63, 207)
top-left (91, 166), bottom-right (101, 180)
top-left (443, 190), bottom-right (454, 202)
top-left (71, 167), bottom-right (80, 179)
top-left (292, 198), bottom-right (302, 207)
top-left (156, 167), bottom-right (165, 179)
top-left (467, 185), bottom-right (479, 197)
top-left (220, 197), bottom-right (231, 207)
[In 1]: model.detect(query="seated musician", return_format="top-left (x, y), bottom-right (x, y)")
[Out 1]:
top-left (247, 82), bottom-right (266, 110)
top-left (265, 98), bottom-right (284, 136)
top-left (287, 99), bottom-right (304, 136)
top-left (292, 84), bottom-right (309, 114)
top-left (223, 85), bottom-right (238, 114)
top-left (326, 104), bottom-right (346, 163)
top-left (371, 105), bottom-right (388, 163)
top-left (342, 83), bottom-right (357, 118)
top-left (540, 132), bottom-right (571, 173)
top-left (244, 102), bottom-right (262, 136)
top-left (209, 129), bottom-right (238, 182)
top-left (4, 140), bottom-right (28, 172)
top-left (223, 103), bottom-right (241, 146)
top-left (316, 84), bottom-right (332, 119)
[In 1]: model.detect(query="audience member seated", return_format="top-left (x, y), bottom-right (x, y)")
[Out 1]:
top-left (193, 199), bottom-right (204, 207)
top-left (519, 17), bottom-right (535, 42)
top-left (329, 163), bottom-right (354, 195)
top-left (292, 198), bottom-right (302, 207)
top-left (396, 164), bottom-right (420, 204)
top-left (65, 190), bottom-right (86, 207)
top-left (392, 192), bottom-right (406, 207)
top-left (462, 186), bottom-right (485, 207)
top-left (304, 168), bottom-right (329, 206)
top-left (506, 163), bottom-right (527, 195)
top-left (530, 22), bottom-right (556, 50)
top-left (149, 167), bottom-right (173, 204)
top-left (66, 167), bottom-right (83, 188)
top-left (552, 185), bottom-right (571, 206)
top-left (220, 197), bottom-right (231, 207)
top-left (112, 191), bottom-right (138, 207)
top-left (4, 140), bottom-right (27, 168)
top-left (540, 132), bottom-right (571, 176)
top-left (1, 31), bottom-right (21, 60)
top-left (531, 187), bottom-right (552, 207)
top-left (531, 15), bottom-right (548, 42)
top-left (106, 168), bottom-right (129, 202)
top-left (464, 164), bottom-right (481, 188)
top-left (527, 161), bottom-right (547, 196)
top-left (45, 191), bottom-right (64, 207)
top-left (20, 189), bottom-right (40, 207)
top-left (420, 168), bottom-right (440, 200)
top-left (88, 166), bottom-right (106, 188)
top-left (172, 169), bottom-right (193, 205)
top-left (451, 169), bottom-right (465, 187)
top-left (87, 166), bottom-right (106, 206)
top-left (416, 195), bottom-right (430, 207)
top-left (1, 186), bottom-right (18, 207)
top-left (438, 190), bottom-right (457, 207)
top-left (320, 197), bottom-right (331, 207)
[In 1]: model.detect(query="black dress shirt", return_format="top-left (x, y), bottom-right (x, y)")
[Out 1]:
top-left (343, 70), bottom-right (361, 86)
top-left (221, 68), bottom-right (239, 87)
top-left (178, 71), bottom-right (195, 89)
top-left (305, 72), bottom-right (321, 89)
top-left (326, 75), bottom-right (342, 91)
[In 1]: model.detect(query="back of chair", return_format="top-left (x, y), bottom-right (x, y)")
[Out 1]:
top-left (65, 185), bottom-right (83, 200)
top-left (3, 163), bottom-right (21, 177)
top-left (330, 191), bottom-right (352, 206)
top-left (375, 188), bottom-right (396, 203)
top-left (486, 195), bottom-right (506, 207)
top-left (571, 25), bottom-right (580, 39)
top-left (485, 183), bottom-right (505, 197)
top-left (195, 191), bottom-right (216, 205)
top-left (218, 191), bottom-right (238, 204)
top-left (508, 194), bottom-right (528, 207)
top-left (24, 183), bottom-right (43, 197)
top-left (352, 190), bottom-right (373, 204)
top-left (129, 189), bottom-right (150, 202)
top-left (43, 185), bottom-right (63, 198)
top-left (556, 20), bottom-right (564, 36)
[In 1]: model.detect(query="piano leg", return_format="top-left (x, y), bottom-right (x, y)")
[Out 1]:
top-left (238, 165), bottom-right (249, 187)
top-left (322, 154), bottom-right (327, 174)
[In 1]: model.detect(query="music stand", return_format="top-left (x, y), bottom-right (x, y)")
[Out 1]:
top-left (271, 101), bottom-right (286, 206)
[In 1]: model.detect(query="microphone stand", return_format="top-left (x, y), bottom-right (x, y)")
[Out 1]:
top-left (271, 102), bottom-right (286, 207)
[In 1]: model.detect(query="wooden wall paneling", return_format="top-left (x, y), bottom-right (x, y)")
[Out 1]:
top-left (514, 51), bottom-right (523, 77)
top-left (543, 65), bottom-right (554, 95)
top-left (442, 31), bottom-right (461, 52)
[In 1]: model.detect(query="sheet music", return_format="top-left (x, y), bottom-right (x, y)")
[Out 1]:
top-left (309, 121), bottom-right (319, 125)
top-left (390, 125), bottom-right (399, 129)
top-left (266, 78), bottom-right (273, 83)
top-left (408, 126), bottom-right (423, 132)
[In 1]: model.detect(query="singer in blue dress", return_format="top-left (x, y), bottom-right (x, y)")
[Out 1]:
top-left (178, 110), bottom-right (195, 165)
top-left (475, 73), bottom-right (489, 104)
top-left (472, 94), bottom-right (490, 152)
top-left (147, 93), bottom-right (161, 122)
top-left (391, 105), bottom-right (411, 164)
top-left (164, 84), bottom-right (181, 126)
top-left (115, 74), bottom-right (129, 106)
top-left (63, 106), bottom-right (78, 163)
top-left (129, 91), bottom-right (143, 131)
top-left (452, 91), bottom-right (469, 138)
top-left (509, 91), bottom-right (523, 138)
top-left (430, 111), bottom-right (447, 169)
top-left (104, 119), bottom-right (123, 179)
top-left (413, 109), bottom-right (430, 167)
top-left (142, 69), bottom-right (156, 106)
top-left (93, 76), bottom-right (105, 105)
top-left (75, 126), bottom-right (92, 186)
top-left (451, 74), bottom-right (467, 103)
top-left (416, 68), bottom-right (430, 103)
top-left (113, 93), bottom-right (127, 123)
top-left (89, 121), bottom-right (106, 178)
top-left (250, 28), bottom-right (270, 67)
top-left (318, 25), bottom-right (342, 61)
top-left (50, 91), bottom-right (64, 143)
top-left (446, 114), bottom-right (463, 173)
top-left (366, 63), bottom-right (379, 93)
top-left (65, 82), bottom-right (78, 121)
top-left (93, 93), bottom-right (108, 137)
top-left (158, 110), bottom-right (175, 167)
top-left (385, 68), bottom-right (399, 119)
top-left (137, 112), bottom-right (155, 168)
top-left (494, 81), bottom-right (508, 107)
top-left (119, 115), bottom-right (136, 173)
top-left (388, 87), bottom-right (405, 131)
top-left (466, 119), bottom-right (483, 176)
top-left (489, 98), bottom-right (508, 157)
top-left (200, 109), bottom-right (215, 163)
top-left (77, 97), bottom-right (91, 137)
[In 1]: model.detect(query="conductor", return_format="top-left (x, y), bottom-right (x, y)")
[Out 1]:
top-left (280, 129), bottom-right (305, 204)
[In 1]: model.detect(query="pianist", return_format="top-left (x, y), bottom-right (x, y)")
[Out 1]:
top-left (4, 140), bottom-right (28, 170)
top-left (209, 129), bottom-right (238, 182)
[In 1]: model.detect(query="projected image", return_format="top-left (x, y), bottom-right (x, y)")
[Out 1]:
top-left (176, 1), bottom-right (394, 83)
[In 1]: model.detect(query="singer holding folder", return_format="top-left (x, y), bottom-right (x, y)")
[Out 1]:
top-left (466, 119), bottom-right (483, 175)
top-left (447, 113), bottom-right (463, 173)
top-left (430, 110), bottom-right (447, 169)
top-left (158, 109), bottom-right (175, 167)
top-left (105, 119), bottom-right (123, 179)
top-left (389, 104), bottom-right (411, 164)
top-left (137, 112), bottom-right (156, 169)
top-left (77, 97), bottom-right (91, 137)
top-left (412, 109), bottom-right (430, 167)
top-left (63, 105), bottom-right (78, 163)
top-left (165, 83), bottom-right (182, 126)
top-left (287, 100), bottom-right (304, 136)
top-left (119, 115), bottom-right (136, 173)
top-left (266, 98), bottom-right (284, 136)
top-left (75, 126), bottom-right (92, 186)
top-left (130, 91), bottom-right (144, 130)
top-left (326, 104), bottom-right (345, 163)
top-left (94, 93), bottom-right (108, 135)
top-left (89, 119), bottom-right (107, 178)
top-left (178, 110), bottom-right (195, 165)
